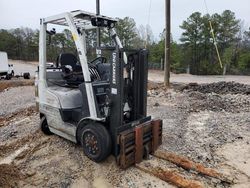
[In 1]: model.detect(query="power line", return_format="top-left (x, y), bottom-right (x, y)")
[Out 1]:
top-left (203, 0), bottom-right (209, 14)
top-left (147, 0), bottom-right (152, 26)
top-left (145, 0), bottom-right (152, 48)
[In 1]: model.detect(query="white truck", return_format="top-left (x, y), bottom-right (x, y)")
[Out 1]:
top-left (0, 51), bottom-right (14, 80)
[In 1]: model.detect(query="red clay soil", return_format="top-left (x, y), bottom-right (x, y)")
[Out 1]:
top-left (0, 79), bottom-right (34, 92)
top-left (0, 164), bottom-right (25, 188)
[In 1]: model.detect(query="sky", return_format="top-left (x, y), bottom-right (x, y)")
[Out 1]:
top-left (0, 0), bottom-right (250, 41)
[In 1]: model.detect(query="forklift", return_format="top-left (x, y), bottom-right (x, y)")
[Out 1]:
top-left (37, 10), bottom-right (162, 168)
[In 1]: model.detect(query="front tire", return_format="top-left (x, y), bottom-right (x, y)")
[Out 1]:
top-left (80, 123), bottom-right (111, 162)
top-left (40, 116), bottom-right (53, 135)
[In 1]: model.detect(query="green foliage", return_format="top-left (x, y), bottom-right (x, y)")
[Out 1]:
top-left (114, 17), bottom-right (138, 48)
top-left (47, 29), bottom-right (76, 62)
top-left (238, 52), bottom-right (250, 74)
top-left (0, 29), bottom-right (17, 58)
top-left (171, 42), bottom-right (185, 73)
top-left (0, 28), bottom-right (39, 61)
top-left (243, 27), bottom-right (250, 49)
top-left (179, 10), bottom-right (242, 75)
top-left (180, 12), bottom-right (204, 45)
top-left (223, 47), bottom-right (234, 65)
top-left (148, 40), bottom-right (164, 63)
top-left (148, 36), bottom-right (185, 73)
top-left (213, 10), bottom-right (240, 48)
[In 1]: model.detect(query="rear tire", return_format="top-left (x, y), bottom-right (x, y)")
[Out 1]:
top-left (5, 74), bottom-right (11, 80)
top-left (80, 123), bottom-right (111, 162)
top-left (40, 116), bottom-right (53, 135)
top-left (23, 72), bottom-right (30, 79)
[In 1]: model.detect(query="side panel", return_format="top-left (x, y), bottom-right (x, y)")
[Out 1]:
top-left (0, 52), bottom-right (8, 73)
top-left (40, 104), bottom-right (77, 143)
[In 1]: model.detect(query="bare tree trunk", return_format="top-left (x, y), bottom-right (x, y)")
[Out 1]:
top-left (223, 64), bottom-right (227, 75)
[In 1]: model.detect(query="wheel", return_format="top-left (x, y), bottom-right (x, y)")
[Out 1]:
top-left (23, 72), bottom-right (30, 79)
top-left (11, 71), bottom-right (14, 77)
top-left (80, 123), bottom-right (111, 162)
top-left (5, 74), bottom-right (11, 80)
top-left (40, 116), bottom-right (53, 135)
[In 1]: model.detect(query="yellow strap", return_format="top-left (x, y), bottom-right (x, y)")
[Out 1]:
top-left (209, 21), bottom-right (223, 68)
top-left (204, 0), bottom-right (223, 68)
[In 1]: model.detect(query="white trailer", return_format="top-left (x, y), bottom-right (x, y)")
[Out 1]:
top-left (0, 51), bottom-right (14, 80)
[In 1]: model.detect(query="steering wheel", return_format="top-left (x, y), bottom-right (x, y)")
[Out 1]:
top-left (89, 57), bottom-right (106, 66)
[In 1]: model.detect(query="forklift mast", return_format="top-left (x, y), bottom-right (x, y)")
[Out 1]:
top-left (109, 48), bottom-right (162, 168)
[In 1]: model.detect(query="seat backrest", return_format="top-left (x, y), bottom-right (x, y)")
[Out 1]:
top-left (58, 53), bottom-right (78, 69)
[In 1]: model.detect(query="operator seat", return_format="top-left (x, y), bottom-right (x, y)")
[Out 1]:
top-left (58, 53), bottom-right (84, 85)
top-left (58, 53), bottom-right (79, 70)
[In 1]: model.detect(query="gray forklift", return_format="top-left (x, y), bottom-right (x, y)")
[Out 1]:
top-left (36, 10), bottom-right (162, 168)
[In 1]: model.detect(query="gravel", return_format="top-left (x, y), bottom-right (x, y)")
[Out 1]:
top-left (182, 81), bottom-right (250, 95)
top-left (147, 84), bottom-right (250, 168)
top-left (0, 86), bottom-right (35, 116)
top-left (182, 91), bottom-right (250, 113)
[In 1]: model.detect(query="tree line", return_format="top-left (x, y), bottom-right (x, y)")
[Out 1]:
top-left (0, 10), bottom-right (250, 75)
top-left (150, 10), bottom-right (250, 75)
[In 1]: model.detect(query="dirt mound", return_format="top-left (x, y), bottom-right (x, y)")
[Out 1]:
top-left (148, 81), bottom-right (164, 90)
top-left (148, 82), bottom-right (250, 113)
top-left (0, 164), bottom-right (24, 188)
top-left (0, 79), bottom-right (34, 92)
top-left (184, 91), bottom-right (250, 113)
top-left (182, 81), bottom-right (250, 95)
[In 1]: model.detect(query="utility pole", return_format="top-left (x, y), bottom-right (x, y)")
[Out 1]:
top-left (96, 0), bottom-right (101, 54)
top-left (164, 0), bottom-right (171, 87)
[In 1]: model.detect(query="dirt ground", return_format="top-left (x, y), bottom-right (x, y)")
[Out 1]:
top-left (0, 61), bottom-right (250, 188)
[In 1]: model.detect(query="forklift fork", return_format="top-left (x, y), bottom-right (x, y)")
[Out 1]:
top-left (118, 119), bottom-right (162, 169)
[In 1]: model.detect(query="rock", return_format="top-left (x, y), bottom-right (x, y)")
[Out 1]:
top-left (153, 102), bottom-right (160, 107)
top-left (9, 131), bottom-right (17, 137)
top-left (26, 171), bottom-right (36, 177)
